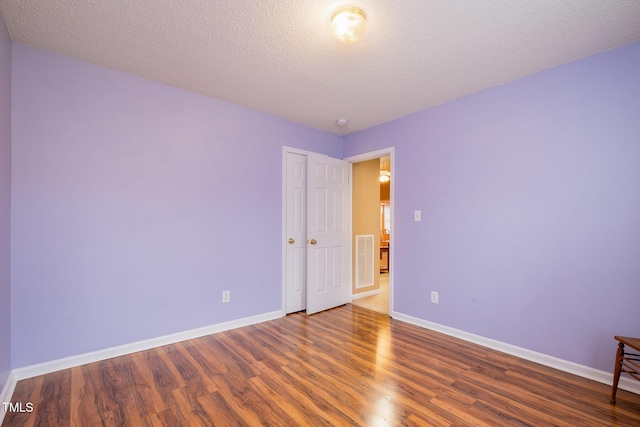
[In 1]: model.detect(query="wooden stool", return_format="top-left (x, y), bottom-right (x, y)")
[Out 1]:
top-left (610, 336), bottom-right (640, 404)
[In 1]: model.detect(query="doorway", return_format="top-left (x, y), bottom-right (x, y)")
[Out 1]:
top-left (282, 146), bottom-right (394, 316)
top-left (346, 148), bottom-right (394, 316)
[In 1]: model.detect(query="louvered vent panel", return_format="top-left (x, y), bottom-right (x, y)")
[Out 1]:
top-left (355, 235), bottom-right (374, 289)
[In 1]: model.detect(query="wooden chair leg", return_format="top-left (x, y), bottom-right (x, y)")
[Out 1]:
top-left (611, 342), bottom-right (624, 404)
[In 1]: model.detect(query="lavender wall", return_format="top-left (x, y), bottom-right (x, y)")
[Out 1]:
top-left (7, 36), bottom-right (639, 376)
top-left (0, 11), bottom-right (12, 390)
top-left (345, 41), bottom-right (640, 372)
top-left (11, 44), bottom-right (342, 368)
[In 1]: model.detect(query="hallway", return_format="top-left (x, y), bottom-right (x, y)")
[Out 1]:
top-left (351, 272), bottom-right (389, 315)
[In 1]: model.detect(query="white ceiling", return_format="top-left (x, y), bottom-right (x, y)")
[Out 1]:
top-left (1, 1), bottom-right (640, 135)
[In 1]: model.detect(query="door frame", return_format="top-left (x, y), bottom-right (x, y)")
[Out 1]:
top-left (344, 147), bottom-right (395, 317)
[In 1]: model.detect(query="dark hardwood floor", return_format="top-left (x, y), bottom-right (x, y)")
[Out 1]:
top-left (3, 304), bottom-right (639, 426)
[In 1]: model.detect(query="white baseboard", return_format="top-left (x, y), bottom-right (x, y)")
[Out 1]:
top-left (0, 370), bottom-right (17, 425)
top-left (352, 289), bottom-right (381, 300)
top-left (11, 310), bottom-right (282, 382)
top-left (391, 311), bottom-right (640, 396)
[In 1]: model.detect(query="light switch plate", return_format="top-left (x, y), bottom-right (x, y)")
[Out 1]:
top-left (414, 210), bottom-right (422, 221)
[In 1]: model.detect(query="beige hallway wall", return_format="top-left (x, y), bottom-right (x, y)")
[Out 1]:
top-left (352, 158), bottom-right (380, 294)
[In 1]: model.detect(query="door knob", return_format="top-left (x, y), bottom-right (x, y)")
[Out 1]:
top-left (288, 238), bottom-right (295, 244)
top-left (309, 239), bottom-right (317, 245)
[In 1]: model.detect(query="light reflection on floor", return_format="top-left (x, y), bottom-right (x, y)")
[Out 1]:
top-left (351, 272), bottom-right (396, 424)
top-left (371, 316), bottom-right (397, 426)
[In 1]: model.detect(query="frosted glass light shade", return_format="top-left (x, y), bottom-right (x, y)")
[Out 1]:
top-left (330, 7), bottom-right (366, 42)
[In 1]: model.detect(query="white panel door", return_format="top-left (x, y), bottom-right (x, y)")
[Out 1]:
top-left (306, 153), bottom-right (350, 315)
top-left (285, 153), bottom-right (307, 313)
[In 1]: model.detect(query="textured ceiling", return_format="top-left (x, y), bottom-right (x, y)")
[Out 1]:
top-left (1, 0), bottom-right (640, 135)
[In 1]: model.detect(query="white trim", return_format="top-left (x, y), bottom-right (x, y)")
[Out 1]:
top-left (282, 146), bottom-right (329, 158)
top-left (391, 311), bottom-right (640, 396)
top-left (344, 147), bottom-right (394, 163)
top-left (347, 161), bottom-right (354, 302)
top-left (352, 289), bottom-right (381, 300)
top-left (11, 310), bottom-right (281, 381)
top-left (345, 147), bottom-right (395, 315)
top-left (0, 371), bottom-right (17, 425)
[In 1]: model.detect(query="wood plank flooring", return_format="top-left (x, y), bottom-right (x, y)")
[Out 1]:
top-left (3, 304), bottom-right (639, 426)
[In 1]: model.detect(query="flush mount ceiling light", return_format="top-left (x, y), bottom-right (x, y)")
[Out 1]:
top-left (380, 171), bottom-right (390, 183)
top-left (330, 7), bottom-right (366, 42)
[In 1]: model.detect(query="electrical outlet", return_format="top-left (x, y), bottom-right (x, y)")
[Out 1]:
top-left (222, 290), bottom-right (230, 303)
top-left (431, 291), bottom-right (438, 304)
